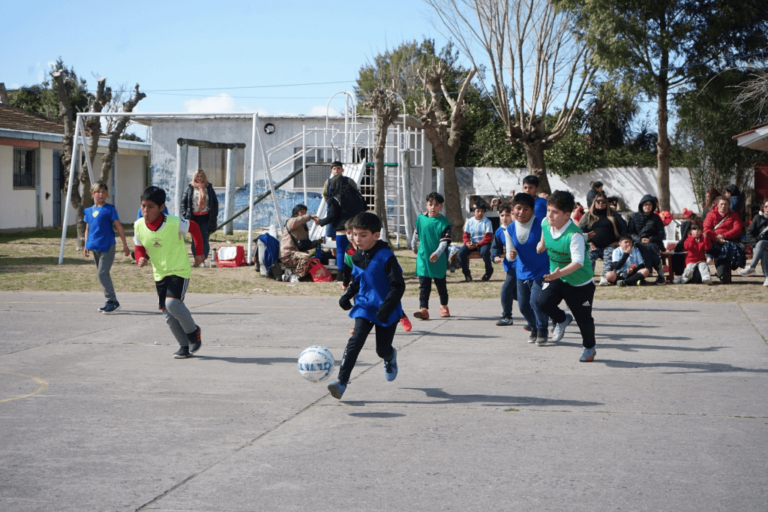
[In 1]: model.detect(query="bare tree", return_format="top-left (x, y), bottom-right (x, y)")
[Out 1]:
top-left (733, 70), bottom-right (768, 117)
top-left (426, 0), bottom-right (595, 192)
top-left (100, 84), bottom-right (146, 182)
top-left (363, 88), bottom-right (401, 240)
top-left (416, 62), bottom-right (477, 238)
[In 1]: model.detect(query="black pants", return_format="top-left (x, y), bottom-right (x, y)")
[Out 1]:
top-left (337, 317), bottom-right (397, 385)
top-left (536, 279), bottom-right (596, 349)
top-left (458, 244), bottom-right (493, 277)
top-left (419, 276), bottom-right (449, 309)
top-left (635, 242), bottom-right (662, 274)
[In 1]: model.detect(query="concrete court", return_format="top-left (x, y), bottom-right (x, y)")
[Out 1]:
top-left (1, 291), bottom-right (767, 512)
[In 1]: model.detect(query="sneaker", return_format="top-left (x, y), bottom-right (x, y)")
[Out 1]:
top-left (655, 275), bottom-right (665, 285)
top-left (327, 381), bottom-right (346, 399)
top-left (738, 267), bottom-right (756, 276)
top-left (173, 346), bottom-right (191, 359)
top-left (400, 315), bottom-right (412, 332)
top-left (552, 313), bottom-right (573, 342)
top-left (617, 280), bottom-right (626, 287)
top-left (536, 330), bottom-right (549, 345)
top-left (703, 279), bottom-right (713, 285)
top-left (528, 330), bottom-right (538, 343)
top-left (439, 305), bottom-right (450, 317)
top-left (102, 302), bottom-right (121, 314)
top-left (384, 349), bottom-right (398, 382)
top-left (98, 303), bottom-right (109, 312)
top-left (579, 347), bottom-right (597, 362)
top-left (464, 274), bottom-right (473, 282)
top-left (414, 308), bottom-right (430, 320)
top-left (599, 276), bottom-right (609, 286)
top-left (673, 276), bottom-right (683, 284)
top-left (481, 273), bottom-right (492, 281)
top-left (763, 278), bottom-right (768, 287)
top-left (636, 279), bottom-right (643, 286)
top-left (187, 326), bottom-right (202, 354)
top-left (496, 317), bottom-right (514, 326)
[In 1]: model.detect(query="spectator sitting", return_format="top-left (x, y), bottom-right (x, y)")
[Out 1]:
top-left (703, 196), bottom-right (746, 283)
top-left (579, 193), bottom-right (627, 286)
top-left (626, 193), bottom-right (666, 285)
top-left (673, 221), bottom-right (713, 285)
top-left (458, 202), bottom-right (494, 282)
top-left (280, 204), bottom-right (321, 279)
top-left (702, 187), bottom-right (721, 218)
top-left (738, 198), bottom-right (768, 286)
top-left (725, 184), bottom-right (746, 221)
top-left (605, 236), bottom-right (649, 286)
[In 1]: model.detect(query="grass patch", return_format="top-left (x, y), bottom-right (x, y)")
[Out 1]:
top-left (504, 408), bottom-right (519, 412)
top-left (1, 227), bottom-right (767, 302)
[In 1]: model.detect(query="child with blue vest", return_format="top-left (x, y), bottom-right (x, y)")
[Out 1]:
top-left (535, 190), bottom-right (597, 362)
top-left (505, 193), bottom-right (551, 344)
top-left (134, 186), bottom-right (205, 359)
top-left (328, 212), bottom-right (405, 399)
top-left (491, 204), bottom-right (516, 326)
top-left (522, 174), bottom-right (549, 223)
top-left (84, 181), bottom-right (130, 314)
top-left (412, 191), bottom-right (452, 320)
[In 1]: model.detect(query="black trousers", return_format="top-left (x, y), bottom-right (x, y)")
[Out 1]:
top-left (536, 279), bottom-right (596, 349)
top-left (458, 244), bottom-right (494, 277)
top-left (419, 276), bottom-right (449, 309)
top-left (337, 317), bottom-right (397, 385)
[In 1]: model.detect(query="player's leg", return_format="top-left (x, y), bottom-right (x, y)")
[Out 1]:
top-left (516, 278), bottom-right (538, 341)
top-left (536, 279), bottom-right (569, 342)
top-left (336, 317), bottom-right (374, 386)
top-left (435, 277), bottom-right (450, 317)
top-left (457, 244), bottom-right (472, 280)
top-left (95, 245), bottom-right (119, 311)
top-left (334, 232), bottom-right (349, 281)
top-left (528, 277), bottom-right (550, 341)
top-left (497, 269), bottom-right (515, 325)
top-left (374, 321), bottom-right (399, 381)
top-left (480, 243), bottom-right (493, 280)
top-left (417, 276), bottom-right (432, 317)
top-left (560, 281), bottom-right (597, 361)
top-left (164, 277), bottom-right (201, 356)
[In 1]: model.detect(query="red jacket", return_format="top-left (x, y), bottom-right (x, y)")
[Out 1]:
top-left (703, 209), bottom-right (743, 242)
top-left (683, 235), bottom-right (712, 265)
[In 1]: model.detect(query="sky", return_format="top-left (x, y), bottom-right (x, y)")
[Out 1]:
top-left (1, 0), bottom-right (454, 128)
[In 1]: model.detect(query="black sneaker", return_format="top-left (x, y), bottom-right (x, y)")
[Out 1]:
top-left (528, 330), bottom-right (538, 343)
top-left (496, 317), bottom-right (513, 326)
top-left (481, 273), bottom-right (493, 281)
top-left (174, 346), bottom-right (191, 359)
top-left (464, 275), bottom-right (473, 282)
top-left (102, 302), bottom-right (121, 314)
top-left (187, 326), bottom-right (202, 354)
top-left (655, 276), bottom-right (665, 285)
top-left (536, 330), bottom-right (549, 345)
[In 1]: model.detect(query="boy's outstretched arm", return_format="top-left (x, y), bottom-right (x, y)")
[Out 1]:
top-left (339, 281), bottom-right (359, 311)
top-left (376, 256), bottom-right (406, 323)
top-left (113, 221), bottom-right (130, 256)
top-left (83, 224), bottom-right (90, 257)
top-left (536, 233), bottom-right (546, 254)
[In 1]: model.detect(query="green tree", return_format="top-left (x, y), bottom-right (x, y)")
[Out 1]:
top-left (553, 0), bottom-right (768, 210)
top-left (9, 58), bottom-right (91, 118)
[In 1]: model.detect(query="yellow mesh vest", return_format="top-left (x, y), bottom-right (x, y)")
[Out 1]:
top-left (134, 215), bottom-right (191, 281)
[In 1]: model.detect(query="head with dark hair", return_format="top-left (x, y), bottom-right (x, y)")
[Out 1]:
top-left (522, 175), bottom-right (540, 187)
top-left (547, 190), bottom-right (575, 213)
top-left (590, 180), bottom-right (604, 190)
top-left (618, 236), bottom-right (633, 251)
top-left (292, 204), bottom-right (308, 217)
top-left (328, 174), bottom-right (350, 197)
top-left (499, 203), bottom-right (512, 214)
top-left (141, 186), bottom-right (166, 207)
top-left (725, 184), bottom-right (741, 197)
top-left (349, 211), bottom-right (382, 234)
top-left (705, 187), bottom-right (721, 207)
top-left (689, 221), bottom-right (703, 233)
top-left (512, 192), bottom-right (535, 209)
top-left (511, 193), bottom-right (535, 223)
top-left (426, 191), bottom-right (444, 204)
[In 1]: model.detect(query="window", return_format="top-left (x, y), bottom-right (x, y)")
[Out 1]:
top-left (13, 148), bottom-right (36, 190)
top-left (198, 148), bottom-right (245, 188)
top-left (292, 147), bottom-right (332, 191)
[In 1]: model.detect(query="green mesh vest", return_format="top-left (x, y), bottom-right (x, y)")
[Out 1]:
top-left (541, 218), bottom-right (593, 286)
top-left (134, 215), bottom-right (191, 281)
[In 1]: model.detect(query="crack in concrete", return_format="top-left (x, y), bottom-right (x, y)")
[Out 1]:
top-left (738, 304), bottom-right (768, 347)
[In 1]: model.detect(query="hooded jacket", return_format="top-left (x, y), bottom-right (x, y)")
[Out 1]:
top-left (626, 194), bottom-right (665, 246)
top-left (746, 212), bottom-right (768, 246)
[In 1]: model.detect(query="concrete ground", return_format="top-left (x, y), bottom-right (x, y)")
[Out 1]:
top-left (1, 291), bottom-right (767, 512)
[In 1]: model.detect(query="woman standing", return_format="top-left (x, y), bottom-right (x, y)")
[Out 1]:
top-left (579, 193), bottom-right (627, 285)
top-left (703, 196), bottom-right (745, 283)
top-left (181, 170), bottom-right (219, 266)
top-left (586, 181), bottom-right (604, 208)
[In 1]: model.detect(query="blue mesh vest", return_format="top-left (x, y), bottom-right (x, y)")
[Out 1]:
top-left (350, 247), bottom-right (403, 327)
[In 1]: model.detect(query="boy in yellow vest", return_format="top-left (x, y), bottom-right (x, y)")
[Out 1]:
top-left (134, 186), bottom-right (205, 359)
top-left (535, 190), bottom-right (597, 362)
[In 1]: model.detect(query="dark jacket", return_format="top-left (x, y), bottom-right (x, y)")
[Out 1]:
top-left (339, 240), bottom-right (405, 323)
top-left (181, 183), bottom-right (219, 232)
top-left (318, 176), bottom-right (366, 232)
top-left (579, 209), bottom-right (627, 248)
top-left (745, 212), bottom-right (768, 246)
top-left (586, 188), bottom-right (600, 208)
top-left (626, 194), bottom-right (665, 246)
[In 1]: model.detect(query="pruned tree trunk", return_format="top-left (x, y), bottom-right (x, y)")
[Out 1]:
top-left (101, 84), bottom-right (145, 182)
top-left (417, 62), bottom-right (476, 240)
top-left (364, 88), bottom-right (400, 241)
top-left (656, 81), bottom-right (671, 211)
top-left (523, 142), bottom-right (552, 194)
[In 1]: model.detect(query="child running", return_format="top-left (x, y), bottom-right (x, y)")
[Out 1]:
top-left (491, 204), bottom-right (516, 326)
top-left (328, 212), bottom-right (406, 399)
top-left (134, 186), bottom-right (205, 359)
top-left (675, 222), bottom-right (713, 285)
top-left (522, 174), bottom-right (548, 222)
top-left (84, 181), bottom-right (130, 313)
top-left (535, 190), bottom-right (597, 362)
top-left (412, 192), bottom-right (452, 320)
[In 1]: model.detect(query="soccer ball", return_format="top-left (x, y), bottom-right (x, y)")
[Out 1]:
top-left (297, 346), bottom-right (335, 383)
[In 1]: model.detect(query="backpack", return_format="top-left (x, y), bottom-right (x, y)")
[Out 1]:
top-left (335, 177), bottom-right (368, 219)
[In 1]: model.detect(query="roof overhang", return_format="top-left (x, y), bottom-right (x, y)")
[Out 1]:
top-left (733, 123), bottom-right (768, 152)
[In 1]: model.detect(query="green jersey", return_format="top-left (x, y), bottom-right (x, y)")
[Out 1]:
top-left (415, 214), bottom-right (451, 278)
top-left (134, 215), bottom-right (192, 282)
top-left (541, 218), bottom-right (593, 286)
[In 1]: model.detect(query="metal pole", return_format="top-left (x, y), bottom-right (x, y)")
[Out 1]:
top-left (246, 115), bottom-right (258, 263)
top-left (402, 151), bottom-right (414, 249)
top-left (254, 114), bottom-right (284, 234)
top-left (223, 147), bottom-right (237, 235)
top-left (58, 115), bottom-right (82, 264)
top-left (302, 125), bottom-right (308, 205)
top-left (175, 142), bottom-right (188, 216)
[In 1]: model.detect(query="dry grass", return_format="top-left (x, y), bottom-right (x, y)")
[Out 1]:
top-left (1, 227), bottom-right (767, 303)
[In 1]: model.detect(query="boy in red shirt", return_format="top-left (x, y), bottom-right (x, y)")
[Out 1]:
top-left (674, 221), bottom-right (713, 285)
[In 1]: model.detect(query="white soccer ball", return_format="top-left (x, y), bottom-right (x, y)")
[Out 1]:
top-left (298, 346), bottom-right (335, 383)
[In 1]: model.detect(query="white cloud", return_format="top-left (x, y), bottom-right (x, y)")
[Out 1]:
top-left (182, 93), bottom-right (264, 114)
top-left (306, 105), bottom-right (339, 117)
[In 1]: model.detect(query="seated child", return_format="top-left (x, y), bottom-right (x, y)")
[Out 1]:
top-left (327, 212), bottom-right (406, 399)
top-left (491, 204), bottom-right (516, 326)
top-left (457, 203), bottom-right (494, 281)
top-left (606, 236), bottom-right (649, 287)
top-left (674, 221), bottom-right (712, 285)
top-left (412, 192), bottom-right (452, 320)
top-left (134, 186), bottom-right (205, 359)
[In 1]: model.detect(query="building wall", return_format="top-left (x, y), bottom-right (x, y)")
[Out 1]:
top-left (113, 153), bottom-right (147, 223)
top-left (0, 144), bottom-right (38, 229)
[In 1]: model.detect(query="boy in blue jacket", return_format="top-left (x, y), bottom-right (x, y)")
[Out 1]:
top-left (328, 212), bottom-right (406, 400)
top-left (491, 204), bottom-right (516, 326)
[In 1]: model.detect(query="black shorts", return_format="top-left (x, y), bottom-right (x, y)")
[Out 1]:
top-left (155, 275), bottom-right (189, 310)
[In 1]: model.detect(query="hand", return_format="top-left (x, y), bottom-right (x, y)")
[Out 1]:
top-left (539, 192), bottom-right (550, 199)
top-left (716, 234), bottom-right (726, 243)
top-left (589, 242), bottom-right (597, 251)
top-left (543, 268), bottom-right (560, 281)
top-left (341, 283), bottom-right (348, 292)
top-left (536, 240), bottom-right (546, 254)
top-left (311, 216), bottom-right (320, 223)
top-left (83, 249), bottom-right (89, 258)
top-left (623, 244), bottom-right (632, 254)
top-left (138, 257), bottom-right (148, 268)
top-left (193, 255), bottom-right (204, 267)
top-left (587, 231), bottom-right (596, 239)
top-left (494, 256), bottom-right (502, 264)
top-left (429, 253), bottom-right (438, 263)
top-left (627, 266), bottom-right (636, 275)
top-left (641, 237), bottom-right (650, 244)
top-left (413, 249), bottom-right (418, 255)
top-left (123, 246), bottom-right (130, 257)
top-left (507, 249), bottom-right (517, 260)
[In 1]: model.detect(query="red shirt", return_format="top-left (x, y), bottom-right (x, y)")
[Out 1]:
top-left (703, 209), bottom-right (743, 242)
top-left (683, 235), bottom-right (712, 265)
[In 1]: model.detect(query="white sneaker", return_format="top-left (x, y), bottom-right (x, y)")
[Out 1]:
top-left (599, 277), bottom-right (609, 286)
top-left (763, 278), bottom-right (768, 287)
top-left (738, 267), bottom-right (756, 276)
top-left (673, 276), bottom-right (683, 284)
top-left (551, 313), bottom-right (573, 342)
